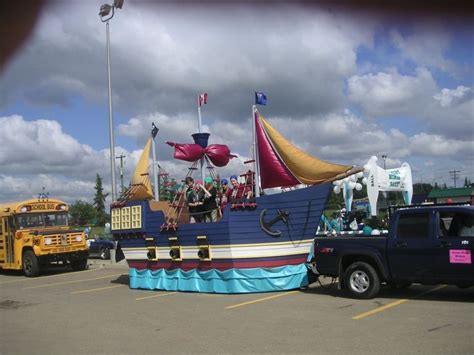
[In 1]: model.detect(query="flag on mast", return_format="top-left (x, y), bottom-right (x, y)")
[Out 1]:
top-left (255, 92), bottom-right (267, 105)
top-left (198, 93), bottom-right (208, 107)
top-left (151, 122), bottom-right (159, 138)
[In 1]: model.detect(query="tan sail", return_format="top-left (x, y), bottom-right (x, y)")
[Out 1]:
top-left (129, 138), bottom-right (154, 200)
top-left (259, 115), bottom-right (352, 185)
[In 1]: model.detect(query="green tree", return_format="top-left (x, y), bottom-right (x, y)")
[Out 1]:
top-left (464, 177), bottom-right (471, 187)
top-left (326, 189), bottom-right (344, 211)
top-left (93, 174), bottom-right (109, 226)
top-left (69, 200), bottom-right (96, 226)
top-left (413, 183), bottom-right (433, 194)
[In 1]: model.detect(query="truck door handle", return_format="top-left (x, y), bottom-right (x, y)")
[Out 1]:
top-left (438, 241), bottom-right (452, 248)
top-left (395, 241), bottom-right (407, 248)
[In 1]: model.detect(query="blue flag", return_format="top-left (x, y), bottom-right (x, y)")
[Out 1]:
top-left (255, 92), bottom-right (267, 105)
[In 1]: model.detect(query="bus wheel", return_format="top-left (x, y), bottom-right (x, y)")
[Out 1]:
top-left (23, 250), bottom-right (40, 277)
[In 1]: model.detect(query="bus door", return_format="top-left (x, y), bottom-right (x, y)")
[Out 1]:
top-left (0, 217), bottom-right (5, 265)
top-left (1, 217), bottom-right (15, 267)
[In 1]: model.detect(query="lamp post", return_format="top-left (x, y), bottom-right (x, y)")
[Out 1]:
top-left (99, 0), bottom-right (124, 202)
top-left (381, 154), bottom-right (388, 207)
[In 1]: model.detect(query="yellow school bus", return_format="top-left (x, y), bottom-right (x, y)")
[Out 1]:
top-left (0, 197), bottom-right (88, 277)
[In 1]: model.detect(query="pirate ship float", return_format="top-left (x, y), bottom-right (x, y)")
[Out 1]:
top-left (111, 107), bottom-right (357, 293)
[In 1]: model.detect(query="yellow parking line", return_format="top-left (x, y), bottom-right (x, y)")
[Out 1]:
top-left (0, 268), bottom-right (100, 285)
top-left (71, 284), bottom-right (126, 294)
top-left (352, 299), bottom-right (408, 320)
top-left (225, 291), bottom-right (298, 310)
top-left (352, 285), bottom-right (447, 320)
top-left (23, 273), bottom-right (125, 290)
top-left (136, 292), bottom-right (177, 301)
top-left (202, 294), bottom-right (225, 297)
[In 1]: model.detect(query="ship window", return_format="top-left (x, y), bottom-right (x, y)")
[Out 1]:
top-left (111, 208), bottom-right (121, 230)
top-left (131, 206), bottom-right (142, 229)
top-left (121, 207), bottom-right (131, 230)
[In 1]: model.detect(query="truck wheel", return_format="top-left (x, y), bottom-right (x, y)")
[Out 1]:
top-left (71, 258), bottom-right (88, 271)
top-left (99, 247), bottom-right (111, 260)
top-left (344, 262), bottom-right (380, 299)
top-left (23, 250), bottom-right (40, 277)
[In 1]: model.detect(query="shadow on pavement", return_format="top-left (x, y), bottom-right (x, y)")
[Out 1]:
top-left (301, 280), bottom-right (474, 303)
top-left (110, 274), bottom-right (129, 285)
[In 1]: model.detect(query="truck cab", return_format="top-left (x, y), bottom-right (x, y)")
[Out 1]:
top-left (387, 206), bottom-right (473, 284)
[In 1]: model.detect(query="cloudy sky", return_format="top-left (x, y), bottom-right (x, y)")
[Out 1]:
top-left (1, 1), bottom-right (473, 204)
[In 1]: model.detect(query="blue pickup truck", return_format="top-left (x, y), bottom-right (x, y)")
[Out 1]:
top-left (311, 205), bottom-right (474, 299)
top-left (86, 237), bottom-right (115, 260)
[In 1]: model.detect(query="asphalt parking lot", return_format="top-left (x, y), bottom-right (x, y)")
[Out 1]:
top-left (1, 263), bottom-right (473, 355)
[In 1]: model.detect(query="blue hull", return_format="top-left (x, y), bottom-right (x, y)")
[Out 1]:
top-left (112, 183), bottom-right (331, 293)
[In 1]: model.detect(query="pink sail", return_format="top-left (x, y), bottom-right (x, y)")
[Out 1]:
top-left (255, 112), bottom-right (300, 189)
top-left (255, 111), bottom-right (352, 188)
top-left (166, 142), bottom-right (236, 167)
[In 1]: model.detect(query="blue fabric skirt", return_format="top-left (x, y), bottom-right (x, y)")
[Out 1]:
top-left (129, 264), bottom-right (309, 293)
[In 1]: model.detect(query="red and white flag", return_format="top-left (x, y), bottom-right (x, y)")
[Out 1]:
top-left (198, 93), bottom-right (208, 107)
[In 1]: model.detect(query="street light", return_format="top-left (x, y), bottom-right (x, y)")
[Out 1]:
top-left (381, 155), bottom-right (388, 206)
top-left (99, 0), bottom-right (124, 202)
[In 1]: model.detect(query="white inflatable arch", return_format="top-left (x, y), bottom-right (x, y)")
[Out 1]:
top-left (365, 156), bottom-right (413, 216)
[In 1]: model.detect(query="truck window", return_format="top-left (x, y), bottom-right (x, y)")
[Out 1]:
top-left (445, 212), bottom-right (474, 238)
top-left (396, 213), bottom-right (430, 239)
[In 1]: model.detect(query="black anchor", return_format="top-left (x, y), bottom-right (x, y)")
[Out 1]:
top-left (259, 209), bottom-right (290, 237)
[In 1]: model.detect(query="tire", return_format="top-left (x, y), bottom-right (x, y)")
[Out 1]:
top-left (99, 247), bottom-right (111, 260)
top-left (22, 250), bottom-right (40, 277)
top-left (71, 258), bottom-right (88, 271)
top-left (344, 262), bottom-right (380, 299)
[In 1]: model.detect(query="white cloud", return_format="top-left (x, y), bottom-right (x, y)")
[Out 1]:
top-left (348, 67), bottom-right (474, 142)
top-left (409, 133), bottom-right (474, 156)
top-left (0, 115), bottom-right (104, 176)
top-left (433, 86), bottom-right (472, 107)
top-left (0, 115), bottom-right (144, 204)
top-left (1, 2), bottom-right (378, 120)
top-left (0, 174), bottom-right (96, 204)
top-left (347, 67), bottom-right (437, 117)
top-left (389, 23), bottom-right (457, 74)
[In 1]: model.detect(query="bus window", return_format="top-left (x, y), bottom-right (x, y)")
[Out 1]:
top-left (15, 213), bottom-right (68, 228)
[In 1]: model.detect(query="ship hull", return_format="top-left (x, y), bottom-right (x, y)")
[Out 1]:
top-left (112, 183), bottom-right (331, 293)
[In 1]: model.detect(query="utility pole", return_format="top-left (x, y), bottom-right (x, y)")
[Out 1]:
top-left (115, 154), bottom-right (126, 194)
top-left (381, 155), bottom-right (387, 170)
top-left (449, 170), bottom-right (461, 188)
